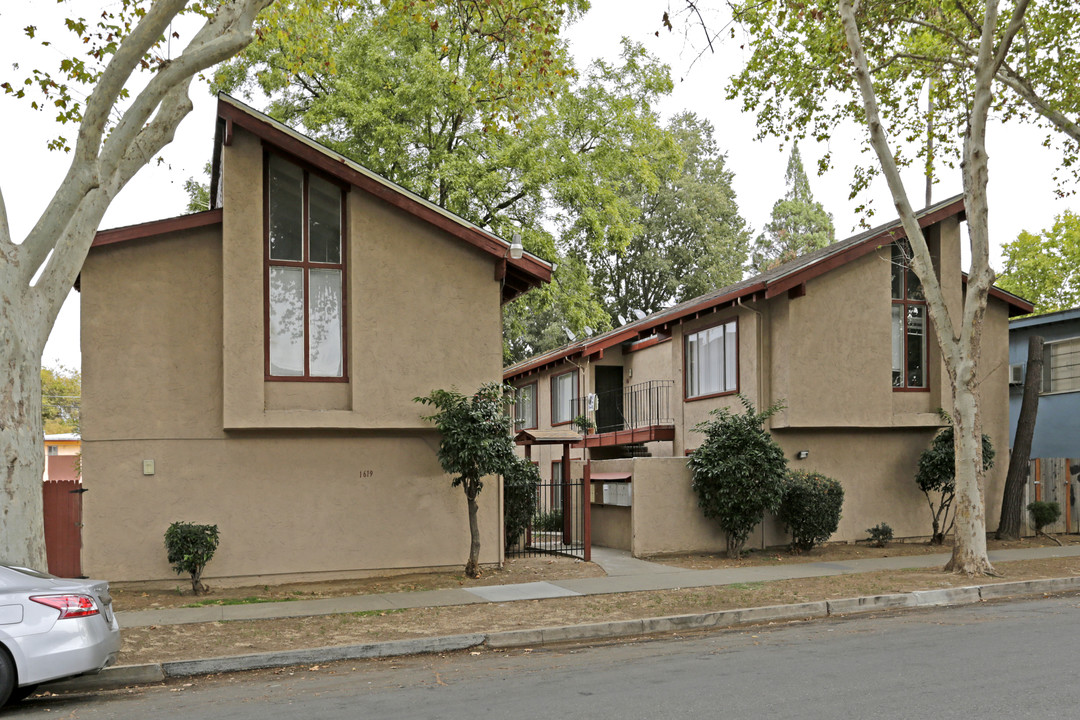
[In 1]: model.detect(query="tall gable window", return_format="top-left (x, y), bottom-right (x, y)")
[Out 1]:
top-left (551, 371), bottom-right (578, 426)
top-left (266, 154), bottom-right (347, 380)
top-left (891, 240), bottom-right (927, 390)
top-left (685, 319), bottom-right (738, 400)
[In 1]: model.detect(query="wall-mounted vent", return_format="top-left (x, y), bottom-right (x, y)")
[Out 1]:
top-left (1009, 363), bottom-right (1025, 386)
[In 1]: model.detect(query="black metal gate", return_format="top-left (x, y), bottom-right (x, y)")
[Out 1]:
top-left (506, 469), bottom-right (588, 560)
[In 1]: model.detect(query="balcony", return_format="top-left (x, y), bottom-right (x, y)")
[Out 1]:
top-left (572, 379), bottom-right (675, 448)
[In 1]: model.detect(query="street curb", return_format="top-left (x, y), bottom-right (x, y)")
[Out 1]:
top-left (42, 575), bottom-right (1080, 693)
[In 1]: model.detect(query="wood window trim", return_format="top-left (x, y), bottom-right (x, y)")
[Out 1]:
top-left (549, 370), bottom-right (579, 427)
top-left (263, 150), bottom-right (350, 383)
top-left (515, 381), bottom-right (539, 432)
top-left (892, 242), bottom-right (930, 393)
top-left (683, 315), bottom-right (740, 402)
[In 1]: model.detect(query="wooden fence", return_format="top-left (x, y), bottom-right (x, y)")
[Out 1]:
top-left (1024, 458), bottom-right (1078, 535)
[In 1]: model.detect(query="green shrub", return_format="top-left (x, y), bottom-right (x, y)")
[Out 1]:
top-left (534, 509), bottom-right (563, 533)
top-left (1027, 501), bottom-right (1061, 534)
top-left (777, 470), bottom-right (844, 553)
top-left (164, 522), bottom-right (220, 595)
top-left (688, 397), bottom-right (788, 557)
top-left (866, 522), bottom-right (894, 548)
top-left (504, 456), bottom-right (539, 547)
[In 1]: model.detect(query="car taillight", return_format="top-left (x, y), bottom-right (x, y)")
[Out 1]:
top-left (30, 595), bottom-right (100, 619)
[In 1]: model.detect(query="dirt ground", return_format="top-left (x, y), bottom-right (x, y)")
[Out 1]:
top-left (114, 536), bottom-right (1080, 666)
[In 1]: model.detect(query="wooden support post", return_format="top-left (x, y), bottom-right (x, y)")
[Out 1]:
top-left (583, 460), bottom-right (592, 562)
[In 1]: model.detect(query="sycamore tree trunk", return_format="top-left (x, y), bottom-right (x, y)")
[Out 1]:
top-left (464, 482), bottom-right (482, 578)
top-left (0, 0), bottom-right (272, 569)
top-left (839, 0), bottom-right (1027, 575)
top-left (0, 308), bottom-right (48, 570)
top-left (998, 336), bottom-right (1043, 539)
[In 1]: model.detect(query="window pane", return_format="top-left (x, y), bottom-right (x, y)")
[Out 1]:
top-left (724, 321), bottom-right (737, 391)
top-left (1049, 338), bottom-right (1080, 393)
top-left (891, 244), bottom-right (904, 300)
top-left (906, 266), bottom-right (925, 301)
top-left (268, 156), bottom-right (303, 261)
top-left (515, 385), bottom-right (536, 431)
top-left (308, 175), bottom-right (341, 264)
top-left (891, 305), bottom-right (903, 387)
top-left (906, 305), bottom-right (926, 388)
top-left (308, 269), bottom-right (343, 378)
top-left (269, 266), bottom-right (305, 376)
top-left (552, 372), bottom-right (576, 424)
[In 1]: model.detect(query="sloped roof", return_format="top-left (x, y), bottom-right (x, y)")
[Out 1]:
top-left (505, 195), bottom-right (1032, 380)
top-left (90, 94), bottom-right (552, 304)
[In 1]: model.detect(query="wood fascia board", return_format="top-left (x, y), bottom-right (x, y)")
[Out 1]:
top-left (91, 208), bottom-right (223, 248)
top-left (763, 198), bottom-right (967, 300)
top-left (217, 100), bottom-right (552, 288)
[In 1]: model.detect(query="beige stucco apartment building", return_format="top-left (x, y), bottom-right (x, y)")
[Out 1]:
top-left (78, 95), bottom-right (550, 584)
top-left (505, 198), bottom-right (1032, 555)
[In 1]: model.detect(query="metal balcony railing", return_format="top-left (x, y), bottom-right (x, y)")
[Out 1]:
top-left (572, 379), bottom-right (674, 435)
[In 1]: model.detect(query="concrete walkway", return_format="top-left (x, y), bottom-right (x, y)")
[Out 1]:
top-left (115, 545), bottom-right (1080, 629)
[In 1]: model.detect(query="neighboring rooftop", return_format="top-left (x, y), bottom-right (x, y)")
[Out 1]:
top-left (1009, 306), bottom-right (1080, 330)
top-left (505, 195), bottom-right (1033, 380)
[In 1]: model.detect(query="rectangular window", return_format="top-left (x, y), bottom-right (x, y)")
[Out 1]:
top-left (1043, 337), bottom-right (1080, 394)
top-left (551, 371), bottom-right (578, 426)
top-left (685, 319), bottom-right (738, 399)
top-left (47, 446), bottom-right (58, 456)
top-left (266, 154), bottom-right (346, 380)
top-left (514, 383), bottom-right (537, 432)
top-left (891, 241), bottom-right (928, 390)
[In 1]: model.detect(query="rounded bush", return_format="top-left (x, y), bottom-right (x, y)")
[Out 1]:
top-left (1027, 500), bottom-right (1061, 533)
top-left (778, 470), bottom-right (844, 553)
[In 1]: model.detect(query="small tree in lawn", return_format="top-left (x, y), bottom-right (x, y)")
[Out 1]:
top-left (164, 522), bottom-right (220, 595)
top-left (917, 418), bottom-right (995, 545)
top-left (416, 382), bottom-right (515, 578)
top-left (688, 397), bottom-right (787, 558)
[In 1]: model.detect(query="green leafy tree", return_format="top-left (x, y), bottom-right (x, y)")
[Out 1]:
top-left (916, 422), bottom-right (995, 545)
top-left (722, 0), bottom-right (1080, 575)
top-left (416, 383), bottom-right (516, 578)
top-left (164, 522), bottom-right (221, 595)
top-left (750, 143), bottom-right (834, 272)
top-left (688, 397), bottom-right (788, 558)
top-left (0, 0), bottom-right (272, 569)
top-left (184, 162), bottom-right (213, 214)
top-left (997, 210), bottom-right (1080, 314)
top-left (214, 3), bottom-right (701, 363)
top-left (596, 112), bottom-right (750, 325)
top-left (41, 365), bottom-right (80, 435)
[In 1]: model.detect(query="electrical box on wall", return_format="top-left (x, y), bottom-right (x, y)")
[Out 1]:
top-left (142, 459), bottom-right (155, 476)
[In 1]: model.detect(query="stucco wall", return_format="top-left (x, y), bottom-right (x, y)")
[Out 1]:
top-left (81, 129), bottom-right (508, 582)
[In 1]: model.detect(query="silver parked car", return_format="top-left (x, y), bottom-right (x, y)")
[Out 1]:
top-left (0, 564), bottom-right (121, 705)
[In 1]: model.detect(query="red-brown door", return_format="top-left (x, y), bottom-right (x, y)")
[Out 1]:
top-left (43, 480), bottom-right (83, 577)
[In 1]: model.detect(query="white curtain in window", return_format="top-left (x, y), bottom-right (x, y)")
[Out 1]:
top-left (308, 269), bottom-right (343, 377)
top-left (269, 266), bottom-right (305, 376)
top-left (687, 323), bottom-right (735, 397)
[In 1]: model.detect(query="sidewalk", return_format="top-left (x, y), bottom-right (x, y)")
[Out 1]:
top-left (115, 544), bottom-right (1080, 629)
top-left (50, 544), bottom-right (1080, 694)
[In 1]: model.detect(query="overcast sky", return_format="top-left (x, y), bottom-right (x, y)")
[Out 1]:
top-left (1, 0), bottom-right (1074, 371)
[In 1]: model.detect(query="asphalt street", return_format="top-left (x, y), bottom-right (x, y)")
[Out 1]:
top-left (13, 593), bottom-right (1080, 719)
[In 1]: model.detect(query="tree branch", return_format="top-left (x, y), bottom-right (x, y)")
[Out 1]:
top-left (837, 0), bottom-right (959, 360)
top-left (16, 0), bottom-right (191, 285)
top-left (997, 63), bottom-right (1080, 144)
top-left (0, 186), bottom-right (11, 248)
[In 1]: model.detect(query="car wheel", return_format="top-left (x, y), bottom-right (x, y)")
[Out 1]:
top-left (6, 684), bottom-right (38, 705)
top-left (0, 648), bottom-right (14, 707)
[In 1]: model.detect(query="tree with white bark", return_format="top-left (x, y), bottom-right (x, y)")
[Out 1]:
top-left (721, 0), bottom-right (1080, 574)
top-left (0, 0), bottom-right (274, 570)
